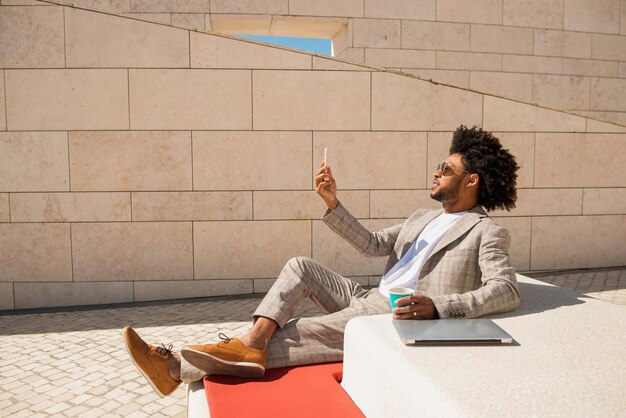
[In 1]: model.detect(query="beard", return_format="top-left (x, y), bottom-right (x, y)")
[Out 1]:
top-left (430, 175), bottom-right (463, 204)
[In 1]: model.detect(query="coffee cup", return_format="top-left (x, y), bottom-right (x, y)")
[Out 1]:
top-left (388, 287), bottom-right (414, 310)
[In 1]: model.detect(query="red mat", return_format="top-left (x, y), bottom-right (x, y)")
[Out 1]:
top-left (203, 362), bottom-right (365, 417)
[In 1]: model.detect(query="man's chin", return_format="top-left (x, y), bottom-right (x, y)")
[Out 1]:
top-left (430, 191), bottom-right (442, 202)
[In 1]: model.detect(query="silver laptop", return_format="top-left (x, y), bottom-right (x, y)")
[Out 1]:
top-left (392, 319), bottom-right (513, 345)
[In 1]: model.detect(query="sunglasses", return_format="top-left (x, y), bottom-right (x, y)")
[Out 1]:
top-left (436, 162), bottom-right (470, 177)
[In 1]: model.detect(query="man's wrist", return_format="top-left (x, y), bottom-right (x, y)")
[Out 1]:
top-left (328, 199), bottom-right (339, 211)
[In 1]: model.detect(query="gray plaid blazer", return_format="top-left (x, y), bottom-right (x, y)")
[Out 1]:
top-left (323, 203), bottom-right (521, 319)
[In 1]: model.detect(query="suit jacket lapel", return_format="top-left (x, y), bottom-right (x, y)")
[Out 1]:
top-left (426, 206), bottom-right (488, 259)
top-left (397, 209), bottom-right (442, 258)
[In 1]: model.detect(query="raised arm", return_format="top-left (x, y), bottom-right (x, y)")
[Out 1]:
top-left (314, 161), bottom-right (402, 257)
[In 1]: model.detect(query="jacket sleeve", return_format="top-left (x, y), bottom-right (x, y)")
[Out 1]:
top-left (322, 201), bottom-right (403, 258)
top-left (430, 222), bottom-right (521, 318)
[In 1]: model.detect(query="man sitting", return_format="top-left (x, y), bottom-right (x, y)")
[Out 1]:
top-left (124, 125), bottom-right (521, 397)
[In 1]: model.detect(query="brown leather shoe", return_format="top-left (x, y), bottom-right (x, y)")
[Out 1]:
top-left (123, 326), bottom-right (180, 397)
top-left (181, 333), bottom-right (266, 378)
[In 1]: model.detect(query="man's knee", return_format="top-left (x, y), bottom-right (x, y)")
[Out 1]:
top-left (286, 256), bottom-right (317, 275)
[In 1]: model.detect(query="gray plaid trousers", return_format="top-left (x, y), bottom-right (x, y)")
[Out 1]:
top-left (180, 256), bottom-right (389, 383)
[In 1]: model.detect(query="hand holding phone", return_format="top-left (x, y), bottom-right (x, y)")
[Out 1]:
top-left (315, 147), bottom-right (338, 210)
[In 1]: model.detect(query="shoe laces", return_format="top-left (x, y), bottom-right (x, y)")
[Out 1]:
top-left (156, 343), bottom-right (173, 357)
top-left (218, 333), bottom-right (232, 343)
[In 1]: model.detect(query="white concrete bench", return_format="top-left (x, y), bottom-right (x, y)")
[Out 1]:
top-left (341, 274), bottom-right (626, 417)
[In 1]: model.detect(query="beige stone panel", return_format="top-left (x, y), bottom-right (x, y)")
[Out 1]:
top-left (623, 0), bottom-right (626, 35)
top-left (55, 0), bottom-right (131, 13)
top-left (470, 71), bottom-right (532, 102)
top-left (620, 62), bottom-right (626, 78)
top-left (312, 219), bottom-right (400, 276)
top-left (535, 133), bottom-right (626, 187)
top-left (585, 118), bottom-right (626, 132)
top-left (534, 29), bottom-right (591, 59)
top-left (0, 283), bottom-right (13, 310)
top-left (503, 0), bottom-right (564, 29)
top-left (208, 14), bottom-right (271, 35)
top-left (564, 0), bottom-right (620, 34)
top-left (502, 55), bottom-right (563, 74)
top-left (131, 0), bottom-right (209, 12)
top-left (591, 34), bottom-right (626, 61)
top-left (253, 190), bottom-right (369, 220)
top-left (5, 69), bottom-right (129, 131)
top-left (562, 58), bottom-right (618, 77)
top-left (0, 132), bottom-right (69, 192)
top-left (263, 16), bottom-right (349, 38)
top-left (336, 48), bottom-right (365, 64)
top-left (193, 131), bottom-right (311, 190)
top-left (190, 32), bottom-right (311, 69)
top-left (0, 6), bottom-right (64, 68)
top-left (533, 75), bottom-right (590, 109)
top-left (491, 216), bottom-right (531, 271)
top-left (436, 0), bottom-right (502, 24)
top-left (69, 131), bottom-right (192, 191)
top-left (211, 0), bottom-right (286, 14)
top-left (364, 49), bottom-right (436, 69)
top-left (312, 56), bottom-right (370, 71)
top-left (353, 19), bottom-right (400, 48)
top-left (0, 70), bottom-right (5, 131)
top-left (401, 69), bottom-right (469, 87)
top-left (134, 279), bottom-right (252, 301)
top-left (254, 278), bottom-right (276, 293)
top-left (471, 25), bottom-right (533, 54)
top-left (130, 69), bottom-right (251, 130)
top-left (483, 95), bottom-right (586, 132)
top-left (492, 189), bottom-right (583, 217)
top-left (289, 0), bottom-right (363, 17)
top-left (372, 72), bottom-right (482, 131)
top-left (365, 0), bottom-right (435, 20)
top-left (494, 132), bottom-right (535, 189)
top-left (10, 192), bottom-right (131, 222)
top-left (0, 194), bottom-right (8, 222)
top-left (590, 78), bottom-right (626, 111)
top-left (66, 8), bottom-right (188, 68)
top-left (575, 110), bottom-right (626, 126)
top-left (369, 276), bottom-right (382, 286)
top-left (120, 13), bottom-right (172, 25)
top-left (0, 223), bottom-right (72, 282)
top-left (194, 220), bottom-right (310, 279)
top-left (370, 190), bottom-right (439, 219)
top-left (436, 51), bottom-right (502, 71)
top-left (402, 21), bottom-right (470, 51)
top-left (314, 131), bottom-right (427, 189)
top-left (2, 0), bottom-right (49, 4)
top-left (72, 222), bottom-right (193, 281)
top-left (171, 13), bottom-right (205, 30)
top-left (14, 282), bottom-right (133, 309)
top-left (132, 191), bottom-right (252, 221)
top-left (253, 70), bottom-right (370, 130)
top-left (583, 188), bottom-right (626, 214)
top-left (531, 215), bottom-right (625, 269)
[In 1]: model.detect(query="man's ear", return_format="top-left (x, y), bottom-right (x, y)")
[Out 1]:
top-left (466, 174), bottom-right (479, 187)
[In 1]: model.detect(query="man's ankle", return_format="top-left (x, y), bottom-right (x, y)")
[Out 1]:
top-left (168, 354), bottom-right (182, 382)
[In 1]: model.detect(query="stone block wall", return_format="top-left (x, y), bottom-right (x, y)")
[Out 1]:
top-left (6, 0), bottom-right (625, 125)
top-left (0, 2), bottom-right (625, 310)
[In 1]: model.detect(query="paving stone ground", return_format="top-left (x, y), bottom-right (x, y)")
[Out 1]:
top-left (1, 268), bottom-right (624, 417)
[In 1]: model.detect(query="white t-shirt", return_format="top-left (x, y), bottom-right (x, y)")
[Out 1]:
top-left (378, 211), bottom-right (466, 298)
